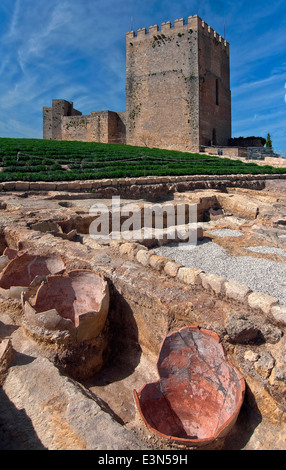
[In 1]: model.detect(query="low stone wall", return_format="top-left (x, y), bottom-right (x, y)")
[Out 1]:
top-left (1, 174), bottom-right (285, 199)
top-left (204, 147), bottom-right (248, 158)
top-left (259, 157), bottom-right (286, 168)
top-left (203, 148), bottom-right (286, 169)
top-left (116, 241), bottom-right (286, 325)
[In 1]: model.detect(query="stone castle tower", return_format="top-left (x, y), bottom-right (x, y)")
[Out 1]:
top-left (43, 15), bottom-right (231, 152)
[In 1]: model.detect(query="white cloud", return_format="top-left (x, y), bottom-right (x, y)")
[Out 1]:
top-left (6, 0), bottom-right (20, 39)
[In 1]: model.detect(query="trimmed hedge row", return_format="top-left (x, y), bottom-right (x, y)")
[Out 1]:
top-left (0, 137), bottom-right (285, 182)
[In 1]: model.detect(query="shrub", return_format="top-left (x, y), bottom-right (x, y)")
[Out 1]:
top-left (0, 137), bottom-right (284, 182)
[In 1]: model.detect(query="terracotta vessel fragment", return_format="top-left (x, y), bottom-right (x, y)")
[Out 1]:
top-left (134, 326), bottom-right (245, 447)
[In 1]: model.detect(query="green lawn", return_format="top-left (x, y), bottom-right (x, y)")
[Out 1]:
top-left (0, 137), bottom-right (284, 182)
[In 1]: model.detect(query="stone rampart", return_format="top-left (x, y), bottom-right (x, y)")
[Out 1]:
top-left (1, 174), bottom-right (285, 199)
top-left (62, 111), bottom-right (126, 144)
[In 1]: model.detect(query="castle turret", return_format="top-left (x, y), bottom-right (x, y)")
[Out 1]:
top-left (43, 100), bottom-right (82, 140)
top-left (126, 15), bottom-right (231, 151)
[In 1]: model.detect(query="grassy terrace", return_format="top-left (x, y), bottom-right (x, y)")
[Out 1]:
top-left (0, 137), bottom-right (285, 182)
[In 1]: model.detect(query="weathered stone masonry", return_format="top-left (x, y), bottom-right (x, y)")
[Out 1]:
top-left (43, 15), bottom-right (231, 152)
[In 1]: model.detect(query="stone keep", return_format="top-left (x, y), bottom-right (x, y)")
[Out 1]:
top-left (43, 15), bottom-right (231, 152)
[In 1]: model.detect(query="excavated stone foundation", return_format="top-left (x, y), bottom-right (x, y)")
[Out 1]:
top-left (0, 178), bottom-right (286, 450)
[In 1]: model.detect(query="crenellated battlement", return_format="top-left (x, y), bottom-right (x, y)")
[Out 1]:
top-left (126, 15), bottom-right (229, 48)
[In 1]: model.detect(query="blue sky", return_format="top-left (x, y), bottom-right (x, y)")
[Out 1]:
top-left (0, 0), bottom-right (285, 153)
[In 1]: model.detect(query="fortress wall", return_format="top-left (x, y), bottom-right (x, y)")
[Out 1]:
top-left (61, 111), bottom-right (126, 144)
top-left (85, 112), bottom-right (109, 143)
top-left (43, 100), bottom-right (83, 140)
top-left (71, 107), bottom-right (82, 117)
top-left (126, 16), bottom-right (201, 152)
top-left (62, 112), bottom-right (109, 143)
top-left (187, 15), bottom-right (230, 149)
top-left (43, 107), bottom-right (53, 140)
top-left (51, 100), bottom-right (69, 140)
top-left (198, 20), bottom-right (231, 147)
top-left (116, 112), bottom-right (127, 145)
top-left (228, 137), bottom-right (265, 148)
top-left (107, 111), bottom-right (126, 144)
top-left (125, 15), bottom-right (230, 152)
top-left (62, 115), bottom-right (90, 142)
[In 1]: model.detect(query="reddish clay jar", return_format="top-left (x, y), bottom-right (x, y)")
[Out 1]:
top-left (23, 269), bottom-right (110, 380)
top-left (24, 269), bottom-right (110, 341)
top-left (0, 251), bottom-right (65, 299)
top-left (134, 326), bottom-right (245, 447)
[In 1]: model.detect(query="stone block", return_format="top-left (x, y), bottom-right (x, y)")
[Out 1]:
top-left (15, 182), bottom-right (30, 191)
top-left (199, 273), bottom-right (226, 295)
top-left (248, 292), bottom-right (279, 315)
top-left (90, 181), bottom-right (102, 189)
top-left (39, 183), bottom-right (57, 191)
top-left (269, 365), bottom-right (286, 397)
top-left (260, 323), bottom-right (282, 344)
top-left (244, 350), bottom-right (260, 362)
top-left (177, 267), bottom-right (203, 286)
top-left (271, 305), bottom-right (286, 327)
top-left (117, 178), bottom-right (127, 186)
top-left (2, 356), bottom-right (146, 449)
top-left (67, 182), bottom-right (82, 191)
top-left (136, 249), bottom-right (154, 266)
top-left (224, 313), bottom-right (261, 344)
top-left (119, 243), bottom-right (138, 259)
top-left (79, 181), bottom-right (93, 190)
top-left (254, 352), bottom-right (275, 379)
top-left (164, 261), bottom-right (180, 278)
top-left (2, 182), bottom-right (15, 190)
top-left (224, 280), bottom-right (252, 303)
top-left (100, 179), bottom-right (113, 187)
top-left (149, 255), bottom-right (171, 272)
top-left (29, 182), bottom-right (40, 190)
top-left (55, 182), bottom-right (69, 190)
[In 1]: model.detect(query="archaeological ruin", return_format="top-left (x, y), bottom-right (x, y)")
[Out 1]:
top-left (0, 173), bottom-right (286, 450)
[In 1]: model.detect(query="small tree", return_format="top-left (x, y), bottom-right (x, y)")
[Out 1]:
top-left (266, 133), bottom-right (273, 148)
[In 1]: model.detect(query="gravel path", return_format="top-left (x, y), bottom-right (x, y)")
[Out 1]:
top-left (246, 246), bottom-right (286, 258)
top-left (206, 229), bottom-right (243, 238)
top-left (154, 241), bottom-right (286, 305)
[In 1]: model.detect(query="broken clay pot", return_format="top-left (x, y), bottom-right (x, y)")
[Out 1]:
top-left (134, 326), bottom-right (245, 447)
top-left (24, 269), bottom-right (110, 342)
top-left (0, 251), bottom-right (65, 299)
top-left (23, 269), bottom-right (110, 380)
